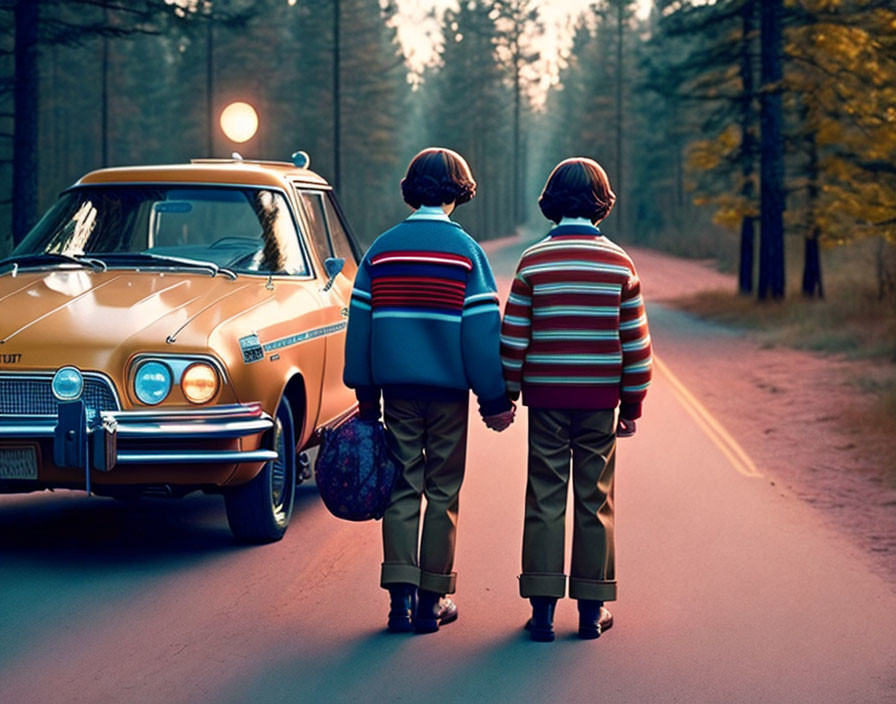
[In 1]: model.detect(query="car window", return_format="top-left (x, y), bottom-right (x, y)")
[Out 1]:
top-left (149, 189), bottom-right (308, 275)
top-left (296, 190), bottom-right (333, 268)
top-left (152, 189), bottom-right (259, 248)
top-left (14, 186), bottom-right (310, 276)
top-left (322, 194), bottom-right (359, 279)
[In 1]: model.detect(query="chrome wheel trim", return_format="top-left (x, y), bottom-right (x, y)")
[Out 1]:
top-left (270, 416), bottom-right (288, 521)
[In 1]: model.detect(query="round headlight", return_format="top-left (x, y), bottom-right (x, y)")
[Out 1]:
top-left (51, 366), bottom-right (84, 401)
top-left (134, 361), bottom-right (172, 405)
top-left (181, 362), bottom-right (219, 404)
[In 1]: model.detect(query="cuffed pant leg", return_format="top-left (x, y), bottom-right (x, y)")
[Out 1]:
top-left (418, 399), bottom-right (468, 595)
top-left (520, 408), bottom-right (571, 598)
top-left (419, 569), bottom-right (457, 595)
top-left (380, 399), bottom-right (426, 589)
top-left (519, 573), bottom-right (567, 599)
top-left (569, 409), bottom-right (618, 602)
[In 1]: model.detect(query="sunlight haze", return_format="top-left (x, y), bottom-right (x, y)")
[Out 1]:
top-left (393, 0), bottom-right (654, 89)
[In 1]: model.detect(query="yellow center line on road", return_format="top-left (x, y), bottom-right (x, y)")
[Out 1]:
top-left (654, 355), bottom-right (763, 479)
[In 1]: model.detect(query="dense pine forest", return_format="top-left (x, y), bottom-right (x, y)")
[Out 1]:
top-left (1, 0), bottom-right (894, 302)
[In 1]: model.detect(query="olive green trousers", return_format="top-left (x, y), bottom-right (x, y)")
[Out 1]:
top-left (380, 398), bottom-right (468, 595)
top-left (520, 407), bottom-right (618, 602)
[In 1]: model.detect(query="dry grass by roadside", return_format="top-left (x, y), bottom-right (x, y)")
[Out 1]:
top-left (671, 239), bottom-right (896, 477)
top-left (673, 287), bottom-right (896, 361)
top-left (675, 287), bottom-right (896, 437)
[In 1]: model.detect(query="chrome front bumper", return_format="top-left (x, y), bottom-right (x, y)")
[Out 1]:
top-left (0, 402), bottom-right (278, 466)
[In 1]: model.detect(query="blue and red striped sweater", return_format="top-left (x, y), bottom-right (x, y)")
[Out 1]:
top-left (343, 211), bottom-right (509, 417)
top-left (500, 224), bottom-right (652, 418)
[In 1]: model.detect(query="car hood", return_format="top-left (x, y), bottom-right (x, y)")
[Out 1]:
top-left (0, 269), bottom-right (273, 367)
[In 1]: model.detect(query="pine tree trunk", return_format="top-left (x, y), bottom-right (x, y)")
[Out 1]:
top-left (802, 233), bottom-right (823, 298)
top-left (12, 0), bottom-right (39, 246)
top-left (739, 216), bottom-right (755, 294)
top-left (101, 5), bottom-right (109, 167)
top-left (802, 115), bottom-right (823, 298)
top-left (615, 0), bottom-right (624, 235)
top-left (738, 0), bottom-right (756, 295)
top-left (332, 0), bottom-right (341, 191)
top-left (206, 13), bottom-right (214, 157)
top-left (513, 52), bottom-right (522, 225)
top-left (875, 237), bottom-right (895, 301)
top-left (758, 0), bottom-right (786, 300)
top-left (521, 115), bottom-right (529, 224)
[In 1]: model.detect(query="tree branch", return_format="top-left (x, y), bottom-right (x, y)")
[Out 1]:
top-left (64, 0), bottom-right (158, 17)
top-left (787, 52), bottom-right (894, 91)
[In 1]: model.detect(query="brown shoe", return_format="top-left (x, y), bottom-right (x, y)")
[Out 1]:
top-left (578, 601), bottom-right (613, 639)
top-left (414, 591), bottom-right (458, 634)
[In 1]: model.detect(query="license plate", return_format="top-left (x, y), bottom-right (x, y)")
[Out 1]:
top-left (0, 446), bottom-right (38, 480)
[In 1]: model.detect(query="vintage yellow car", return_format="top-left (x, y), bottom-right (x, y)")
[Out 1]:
top-left (0, 154), bottom-right (360, 541)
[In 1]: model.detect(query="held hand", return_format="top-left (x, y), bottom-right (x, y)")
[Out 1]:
top-left (484, 404), bottom-right (516, 432)
top-left (617, 417), bottom-right (636, 438)
top-left (357, 400), bottom-right (381, 422)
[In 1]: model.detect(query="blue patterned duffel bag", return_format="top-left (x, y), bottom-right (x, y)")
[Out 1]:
top-left (315, 418), bottom-right (399, 521)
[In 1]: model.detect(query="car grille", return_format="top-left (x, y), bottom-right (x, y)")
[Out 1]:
top-left (0, 375), bottom-right (120, 416)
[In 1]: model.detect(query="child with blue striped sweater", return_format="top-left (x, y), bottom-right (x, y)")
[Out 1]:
top-left (344, 147), bottom-right (514, 634)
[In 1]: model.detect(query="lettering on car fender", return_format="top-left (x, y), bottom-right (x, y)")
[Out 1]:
top-left (262, 322), bottom-right (348, 354)
top-left (240, 322), bottom-right (347, 364)
top-left (1, 354), bottom-right (22, 364)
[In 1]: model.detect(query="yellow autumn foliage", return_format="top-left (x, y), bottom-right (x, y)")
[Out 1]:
top-left (785, 0), bottom-right (896, 244)
top-left (686, 0), bottom-right (896, 245)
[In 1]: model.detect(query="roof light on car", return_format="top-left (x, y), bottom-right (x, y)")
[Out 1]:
top-left (51, 366), bottom-right (84, 401)
top-left (291, 151), bottom-right (310, 169)
top-left (181, 362), bottom-right (219, 404)
top-left (134, 361), bottom-right (172, 405)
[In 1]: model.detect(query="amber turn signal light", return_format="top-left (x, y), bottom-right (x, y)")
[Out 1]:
top-left (181, 362), bottom-right (218, 404)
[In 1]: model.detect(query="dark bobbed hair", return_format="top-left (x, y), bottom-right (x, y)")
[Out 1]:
top-left (538, 157), bottom-right (616, 224)
top-left (400, 148), bottom-right (477, 209)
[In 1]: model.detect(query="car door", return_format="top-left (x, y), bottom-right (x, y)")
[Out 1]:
top-left (292, 186), bottom-right (359, 425)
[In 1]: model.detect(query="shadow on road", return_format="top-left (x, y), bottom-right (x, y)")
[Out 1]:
top-left (215, 626), bottom-right (597, 704)
top-left (0, 484), bottom-right (322, 669)
top-left (0, 483), bottom-right (321, 566)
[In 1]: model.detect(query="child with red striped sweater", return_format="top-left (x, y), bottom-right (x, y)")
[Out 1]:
top-left (500, 157), bottom-right (652, 641)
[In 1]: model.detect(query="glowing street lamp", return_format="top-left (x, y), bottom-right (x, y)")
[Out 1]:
top-left (220, 102), bottom-right (258, 143)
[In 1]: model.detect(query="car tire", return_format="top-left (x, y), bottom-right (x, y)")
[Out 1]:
top-left (224, 398), bottom-right (297, 543)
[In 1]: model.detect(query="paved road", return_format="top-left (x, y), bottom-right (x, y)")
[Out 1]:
top-left (2, 268), bottom-right (895, 702)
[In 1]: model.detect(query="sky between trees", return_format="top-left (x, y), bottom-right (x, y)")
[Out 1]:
top-left (393, 0), bottom-right (652, 97)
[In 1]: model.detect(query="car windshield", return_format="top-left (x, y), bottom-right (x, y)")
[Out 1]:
top-left (11, 185), bottom-right (309, 276)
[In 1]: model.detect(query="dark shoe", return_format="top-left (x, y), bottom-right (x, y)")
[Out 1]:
top-left (525, 597), bottom-right (557, 642)
top-left (414, 589), bottom-right (458, 634)
top-left (577, 600), bottom-right (613, 639)
top-left (387, 583), bottom-right (417, 633)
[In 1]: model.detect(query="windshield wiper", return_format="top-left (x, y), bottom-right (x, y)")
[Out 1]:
top-left (0, 252), bottom-right (107, 274)
top-left (98, 252), bottom-right (237, 280)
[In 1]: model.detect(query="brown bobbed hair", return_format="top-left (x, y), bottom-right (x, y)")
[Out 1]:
top-left (400, 148), bottom-right (477, 209)
top-left (538, 157), bottom-right (616, 224)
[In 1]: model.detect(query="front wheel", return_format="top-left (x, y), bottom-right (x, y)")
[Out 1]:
top-left (224, 398), bottom-right (297, 543)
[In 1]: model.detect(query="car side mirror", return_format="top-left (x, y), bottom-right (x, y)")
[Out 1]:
top-left (322, 257), bottom-right (345, 291)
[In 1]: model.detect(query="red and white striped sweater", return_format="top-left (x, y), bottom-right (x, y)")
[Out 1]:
top-left (499, 225), bottom-right (652, 418)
